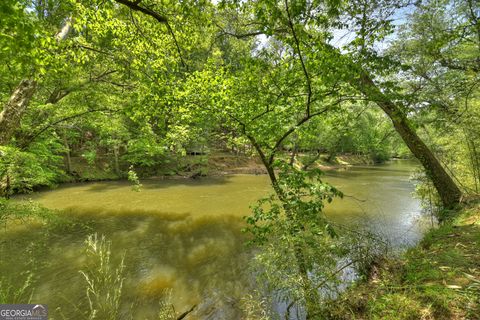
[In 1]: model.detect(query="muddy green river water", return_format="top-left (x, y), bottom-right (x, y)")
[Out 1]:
top-left (1, 160), bottom-right (427, 319)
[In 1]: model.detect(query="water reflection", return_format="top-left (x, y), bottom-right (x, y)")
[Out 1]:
top-left (1, 210), bottom-right (250, 319)
top-left (2, 160), bottom-right (427, 319)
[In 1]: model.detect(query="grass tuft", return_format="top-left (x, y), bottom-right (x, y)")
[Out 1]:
top-left (327, 203), bottom-right (480, 319)
top-left (80, 233), bottom-right (125, 320)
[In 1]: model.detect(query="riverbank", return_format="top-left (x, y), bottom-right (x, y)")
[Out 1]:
top-left (1, 151), bottom-right (401, 197)
top-left (64, 152), bottom-right (388, 181)
top-left (4, 160), bottom-right (424, 319)
top-left (328, 202), bottom-right (480, 319)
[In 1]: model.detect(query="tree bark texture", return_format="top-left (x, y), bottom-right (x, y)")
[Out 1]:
top-left (0, 79), bottom-right (37, 145)
top-left (353, 73), bottom-right (462, 208)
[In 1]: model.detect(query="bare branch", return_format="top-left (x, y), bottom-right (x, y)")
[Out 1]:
top-left (438, 58), bottom-right (480, 73)
top-left (77, 44), bottom-right (114, 57)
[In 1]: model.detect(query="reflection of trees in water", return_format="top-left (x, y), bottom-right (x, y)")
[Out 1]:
top-left (0, 210), bottom-right (250, 319)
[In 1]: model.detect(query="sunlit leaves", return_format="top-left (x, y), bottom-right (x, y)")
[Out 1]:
top-left (0, 143), bottom-right (65, 194)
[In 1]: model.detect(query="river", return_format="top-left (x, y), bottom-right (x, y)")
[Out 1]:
top-left (1, 160), bottom-right (427, 319)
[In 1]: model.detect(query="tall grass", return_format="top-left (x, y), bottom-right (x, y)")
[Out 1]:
top-left (1, 226), bottom-right (185, 319)
top-left (80, 234), bottom-right (125, 320)
top-left (0, 272), bottom-right (34, 304)
top-left (79, 234), bottom-right (179, 320)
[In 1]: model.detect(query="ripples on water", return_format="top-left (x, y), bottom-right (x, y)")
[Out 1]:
top-left (2, 160), bottom-right (428, 319)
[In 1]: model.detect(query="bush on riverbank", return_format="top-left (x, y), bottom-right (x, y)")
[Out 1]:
top-left (2, 150), bottom-right (392, 197)
top-left (0, 145), bottom-right (66, 196)
top-left (327, 202), bottom-right (480, 319)
top-left (0, 198), bottom-right (55, 227)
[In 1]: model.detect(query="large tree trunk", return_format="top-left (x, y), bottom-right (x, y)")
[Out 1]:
top-left (353, 73), bottom-right (462, 208)
top-left (0, 79), bottom-right (37, 145)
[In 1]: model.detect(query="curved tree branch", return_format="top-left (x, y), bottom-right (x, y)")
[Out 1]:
top-left (285, 0), bottom-right (312, 117)
top-left (114, 0), bottom-right (167, 23)
top-left (267, 106), bottom-right (331, 166)
top-left (21, 108), bottom-right (116, 148)
top-left (113, 0), bottom-right (187, 69)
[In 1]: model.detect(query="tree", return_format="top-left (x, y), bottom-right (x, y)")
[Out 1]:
top-left (219, 0), bottom-right (463, 208)
top-left (390, 0), bottom-right (480, 198)
top-left (0, 0), bottom-right (38, 145)
top-left (351, 70), bottom-right (463, 208)
top-left (0, 80), bottom-right (37, 145)
top-left (0, 0), bottom-right (73, 145)
top-left (337, 0), bottom-right (465, 207)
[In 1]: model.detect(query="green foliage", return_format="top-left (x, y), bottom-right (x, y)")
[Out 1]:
top-left (308, 106), bottom-right (404, 162)
top-left (0, 0), bottom-right (477, 317)
top-left (1, 0), bottom-right (420, 192)
top-left (0, 198), bottom-right (55, 227)
top-left (0, 143), bottom-right (64, 195)
top-left (246, 161), bottom-right (342, 245)
top-left (391, 0), bottom-right (480, 198)
top-left (244, 161), bottom-right (347, 311)
top-left (0, 0), bottom-right (38, 91)
top-left (367, 293), bottom-right (427, 320)
top-left (81, 148), bottom-right (97, 166)
top-left (123, 137), bottom-right (167, 168)
top-left (127, 166), bottom-right (142, 192)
